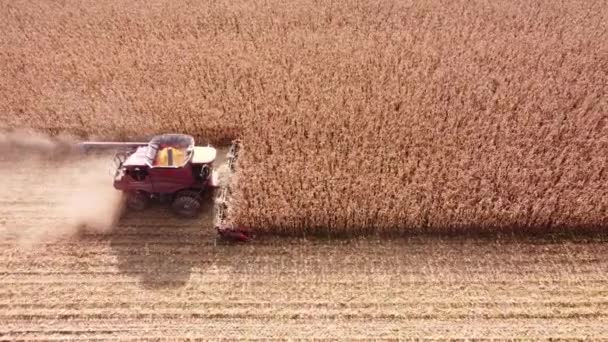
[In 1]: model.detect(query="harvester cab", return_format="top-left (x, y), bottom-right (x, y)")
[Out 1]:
top-left (81, 133), bottom-right (219, 218)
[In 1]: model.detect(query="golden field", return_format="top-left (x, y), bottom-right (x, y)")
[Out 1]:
top-left (1, 0), bottom-right (607, 234)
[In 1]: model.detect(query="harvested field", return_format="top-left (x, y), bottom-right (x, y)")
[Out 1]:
top-left (3, 234), bottom-right (608, 339)
top-left (1, 0), bottom-right (607, 234)
top-left (0, 153), bottom-right (607, 339)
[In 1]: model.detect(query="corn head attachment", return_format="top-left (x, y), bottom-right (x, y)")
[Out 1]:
top-left (214, 140), bottom-right (252, 243)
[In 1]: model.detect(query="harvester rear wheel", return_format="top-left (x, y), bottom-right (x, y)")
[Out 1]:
top-left (127, 191), bottom-right (148, 211)
top-left (172, 191), bottom-right (201, 218)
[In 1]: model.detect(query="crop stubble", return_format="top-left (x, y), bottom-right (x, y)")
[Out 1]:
top-left (2, 217), bottom-right (608, 337)
top-left (3, 238), bottom-right (608, 339)
top-left (1, 1), bottom-right (607, 232)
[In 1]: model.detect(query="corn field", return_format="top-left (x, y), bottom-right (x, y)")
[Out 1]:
top-left (1, 0), bottom-right (607, 234)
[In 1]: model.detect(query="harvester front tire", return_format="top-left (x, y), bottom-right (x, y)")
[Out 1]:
top-left (127, 192), bottom-right (148, 211)
top-left (172, 191), bottom-right (201, 218)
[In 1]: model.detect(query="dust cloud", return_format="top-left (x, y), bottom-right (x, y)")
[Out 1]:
top-left (212, 159), bottom-right (239, 227)
top-left (215, 163), bottom-right (232, 189)
top-left (0, 129), bottom-right (76, 154)
top-left (0, 130), bottom-right (124, 246)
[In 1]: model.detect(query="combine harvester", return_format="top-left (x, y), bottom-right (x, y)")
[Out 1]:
top-left (79, 133), bottom-right (251, 242)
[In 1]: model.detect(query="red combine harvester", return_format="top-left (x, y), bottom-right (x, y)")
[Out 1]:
top-left (80, 133), bottom-right (251, 242)
top-left (80, 134), bottom-right (219, 218)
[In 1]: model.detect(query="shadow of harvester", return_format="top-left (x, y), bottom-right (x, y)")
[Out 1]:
top-left (108, 195), bottom-right (217, 289)
top-left (106, 144), bottom-right (234, 290)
